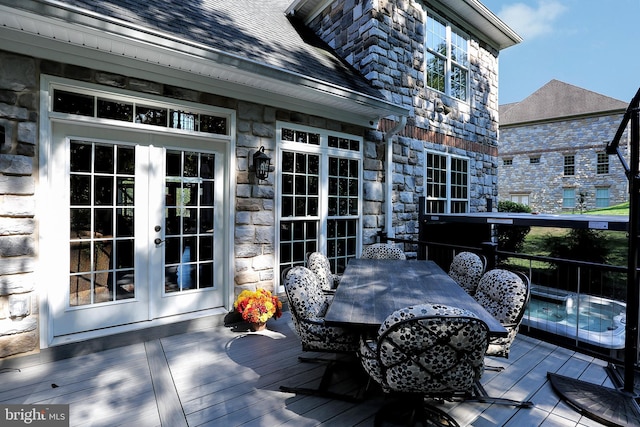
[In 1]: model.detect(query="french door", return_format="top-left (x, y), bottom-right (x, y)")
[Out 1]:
top-left (48, 122), bottom-right (227, 337)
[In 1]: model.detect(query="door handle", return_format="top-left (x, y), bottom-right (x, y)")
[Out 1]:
top-left (154, 238), bottom-right (164, 245)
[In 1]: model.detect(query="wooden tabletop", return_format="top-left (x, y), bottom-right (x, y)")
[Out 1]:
top-left (324, 258), bottom-right (507, 337)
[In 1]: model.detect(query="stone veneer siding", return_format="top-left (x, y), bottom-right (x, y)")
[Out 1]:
top-left (0, 49), bottom-right (378, 358)
top-left (498, 114), bottom-right (629, 213)
top-left (307, 0), bottom-right (501, 238)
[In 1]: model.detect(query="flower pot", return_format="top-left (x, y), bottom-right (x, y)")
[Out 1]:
top-left (250, 322), bottom-right (266, 332)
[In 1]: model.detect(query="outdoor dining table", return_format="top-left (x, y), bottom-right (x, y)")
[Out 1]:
top-left (324, 258), bottom-right (508, 337)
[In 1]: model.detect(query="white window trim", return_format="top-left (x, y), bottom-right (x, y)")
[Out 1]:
top-left (424, 8), bottom-right (470, 103)
top-left (275, 122), bottom-right (364, 290)
top-left (424, 149), bottom-right (470, 214)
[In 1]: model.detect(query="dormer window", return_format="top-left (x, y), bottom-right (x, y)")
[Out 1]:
top-left (425, 10), bottom-right (469, 102)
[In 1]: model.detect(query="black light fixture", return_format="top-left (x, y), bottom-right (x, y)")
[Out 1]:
top-left (252, 146), bottom-right (271, 181)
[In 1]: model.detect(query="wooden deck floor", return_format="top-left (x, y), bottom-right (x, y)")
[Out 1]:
top-left (0, 312), bottom-right (616, 426)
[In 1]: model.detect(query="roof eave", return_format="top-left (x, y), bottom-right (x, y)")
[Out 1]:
top-left (289, 0), bottom-right (523, 51)
top-left (0, 2), bottom-right (409, 128)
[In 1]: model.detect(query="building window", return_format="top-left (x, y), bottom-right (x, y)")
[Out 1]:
top-left (425, 151), bottom-right (469, 213)
top-left (562, 188), bottom-right (575, 209)
top-left (510, 194), bottom-right (530, 205)
top-left (530, 157), bottom-right (540, 164)
top-left (597, 152), bottom-right (609, 174)
top-left (563, 155), bottom-right (575, 176)
top-left (278, 124), bottom-right (361, 278)
top-left (596, 188), bottom-right (610, 208)
top-left (425, 10), bottom-right (469, 101)
top-left (503, 158), bottom-right (513, 166)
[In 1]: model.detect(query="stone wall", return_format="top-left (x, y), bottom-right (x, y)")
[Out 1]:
top-left (498, 114), bottom-right (629, 213)
top-left (308, 0), bottom-right (500, 238)
top-left (0, 49), bottom-right (376, 358)
top-left (0, 52), bottom-right (39, 358)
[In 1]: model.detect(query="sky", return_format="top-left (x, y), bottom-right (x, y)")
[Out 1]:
top-left (481, 0), bottom-right (640, 105)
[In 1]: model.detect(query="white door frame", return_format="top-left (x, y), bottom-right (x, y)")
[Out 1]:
top-left (38, 76), bottom-right (236, 348)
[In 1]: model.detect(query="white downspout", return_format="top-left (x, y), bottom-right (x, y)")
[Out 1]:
top-left (384, 116), bottom-right (407, 239)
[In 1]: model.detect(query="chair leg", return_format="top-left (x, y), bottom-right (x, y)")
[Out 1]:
top-left (468, 381), bottom-right (534, 408)
top-left (279, 356), bottom-right (364, 402)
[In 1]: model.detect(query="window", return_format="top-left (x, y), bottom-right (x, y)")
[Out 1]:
top-left (596, 188), bottom-right (610, 208)
top-left (278, 124), bottom-right (361, 278)
top-left (597, 152), bottom-right (609, 174)
top-left (425, 10), bottom-right (469, 101)
top-left (530, 157), bottom-right (540, 164)
top-left (563, 155), bottom-right (575, 176)
top-left (510, 194), bottom-right (530, 205)
top-left (425, 151), bottom-right (469, 213)
top-left (562, 188), bottom-right (575, 209)
top-left (53, 88), bottom-right (228, 135)
top-left (503, 158), bottom-right (513, 166)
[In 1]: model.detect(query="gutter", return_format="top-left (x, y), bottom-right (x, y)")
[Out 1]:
top-left (384, 116), bottom-right (407, 238)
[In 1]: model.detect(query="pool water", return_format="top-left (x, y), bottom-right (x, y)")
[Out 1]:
top-left (523, 285), bottom-right (626, 349)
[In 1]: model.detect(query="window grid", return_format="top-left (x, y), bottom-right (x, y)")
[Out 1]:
top-left (530, 157), bottom-right (540, 164)
top-left (425, 151), bottom-right (469, 214)
top-left (564, 155), bottom-right (575, 176)
top-left (597, 153), bottom-right (609, 174)
top-left (425, 10), bottom-right (469, 101)
top-left (279, 126), bottom-right (361, 277)
top-left (503, 158), bottom-right (513, 166)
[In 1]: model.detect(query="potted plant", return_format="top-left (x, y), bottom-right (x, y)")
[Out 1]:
top-left (233, 288), bottom-right (283, 331)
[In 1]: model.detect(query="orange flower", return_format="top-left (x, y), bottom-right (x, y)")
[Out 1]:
top-left (234, 288), bottom-right (282, 323)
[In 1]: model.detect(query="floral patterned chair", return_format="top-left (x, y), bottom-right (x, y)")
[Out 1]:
top-left (448, 251), bottom-right (486, 296)
top-left (279, 266), bottom-right (361, 401)
top-left (360, 243), bottom-right (406, 260)
top-left (358, 304), bottom-right (489, 426)
top-left (474, 269), bottom-right (531, 358)
top-left (306, 252), bottom-right (340, 293)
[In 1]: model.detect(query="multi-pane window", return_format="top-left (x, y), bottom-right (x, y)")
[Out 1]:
top-left (503, 158), bottom-right (513, 166)
top-left (53, 89), bottom-right (228, 135)
top-left (597, 152), bottom-right (609, 174)
top-left (425, 151), bottom-right (469, 213)
top-left (511, 194), bottom-right (530, 205)
top-left (563, 155), bottom-right (575, 176)
top-left (425, 10), bottom-right (469, 101)
top-left (596, 188), bottom-right (610, 208)
top-left (69, 141), bottom-right (135, 306)
top-left (562, 188), bottom-right (576, 209)
top-left (278, 125), bottom-right (361, 278)
top-left (530, 157), bottom-right (540, 164)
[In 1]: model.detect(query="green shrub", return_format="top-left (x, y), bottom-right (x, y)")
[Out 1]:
top-left (497, 201), bottom-right (531, 255)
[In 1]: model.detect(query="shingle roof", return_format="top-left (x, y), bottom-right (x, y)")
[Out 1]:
top-left (499, 80), bottom-right (628, 125)
top-left (51, 0), bottom-right (382, 98)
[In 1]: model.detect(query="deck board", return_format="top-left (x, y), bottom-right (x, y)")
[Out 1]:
top-left (0, 311), bottom-right (617, 426)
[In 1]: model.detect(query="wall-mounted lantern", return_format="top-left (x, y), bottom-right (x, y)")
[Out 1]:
top-left (252, 146), bottom-right (271, 181)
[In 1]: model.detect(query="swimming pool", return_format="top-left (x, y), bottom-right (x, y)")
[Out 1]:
top-left (522, 285), bottom-right (626, 350)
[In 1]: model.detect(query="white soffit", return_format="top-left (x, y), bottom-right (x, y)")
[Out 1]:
top-left (0, 3), bottom-right (408, 127)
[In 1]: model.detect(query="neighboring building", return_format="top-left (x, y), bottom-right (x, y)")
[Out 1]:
top-left (498, 80), bottom-right (630, 213)
top-left (0, 0), bottom-right (519, 359)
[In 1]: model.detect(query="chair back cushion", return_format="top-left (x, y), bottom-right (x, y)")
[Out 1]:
top-left (361, 243), bottom-right (406, 260)
top-left (474, 269), bottom-right (528, 325)
top-left (283, 266), bottom-right (329, 320)
top-left (374, 304), bottom-right (488, 394)
top-left (307, 252), bottom-right (339, 290)
top-left (448, 251), bottom-right (485, 295)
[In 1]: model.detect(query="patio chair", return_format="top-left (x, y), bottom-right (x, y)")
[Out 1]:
top-left (474, 269), bottom-right (530, 359)
top-left (448, 251), bottom-right (486, 296)
top-left (358, 304), bottom-right (531, 426)
top-left (360, 243), bottom-right (406, 260)
top-left (279, 266), bottom-right (361, 401)
top-left (306, 252), bottom-right (340, 293)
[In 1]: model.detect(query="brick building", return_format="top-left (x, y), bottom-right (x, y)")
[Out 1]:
top-left (0, 0), bottom-right (519, 358)
top-left (498, 80), bottom-right (630, 213)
